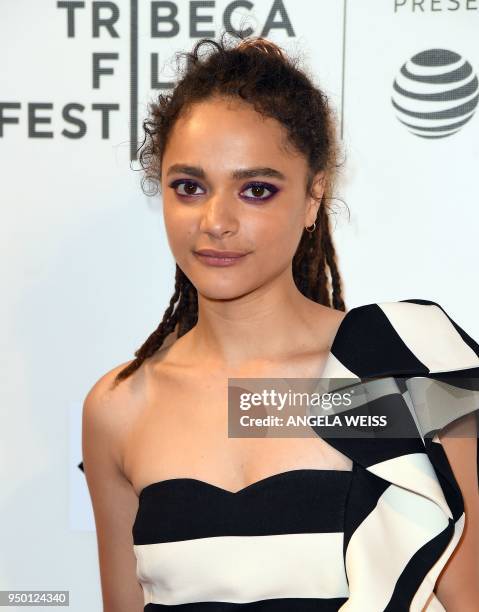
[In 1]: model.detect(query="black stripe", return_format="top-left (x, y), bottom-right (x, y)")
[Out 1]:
top-left (342, 462), bottom-right (390, 553)
top-left (332, 304), bottom-right (428, 377)
top-left (426, 439), bottom-right (465, 520)
top-left (145, 597), bottom-right (349, 611)
top-left (316, 392), bottom-right (426, 467)
top-left (133, 470), bottom-right (353, 545)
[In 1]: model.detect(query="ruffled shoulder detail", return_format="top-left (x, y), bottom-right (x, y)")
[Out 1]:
top-left (319, 298), bottom-right (479, 611)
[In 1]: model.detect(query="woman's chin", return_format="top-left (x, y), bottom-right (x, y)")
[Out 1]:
top-left (195, 280), bottom-right (258, 302)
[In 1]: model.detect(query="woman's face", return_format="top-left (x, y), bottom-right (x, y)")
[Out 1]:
top-left (160, 96), bottom-right (324, 300)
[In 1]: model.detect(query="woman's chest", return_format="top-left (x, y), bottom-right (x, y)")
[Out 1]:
top-left (122, 363), bottom-right (352, 497)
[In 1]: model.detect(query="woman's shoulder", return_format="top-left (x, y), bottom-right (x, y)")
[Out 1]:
top-left (82, 360), bottom-right (138, 445)
top-left (80, 355), bottom-right (160, 478)
top-left (85, 359), bottom-right (137, 404)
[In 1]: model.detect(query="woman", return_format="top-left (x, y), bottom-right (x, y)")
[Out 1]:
top-left (81, 32), bottom-right (479, 611)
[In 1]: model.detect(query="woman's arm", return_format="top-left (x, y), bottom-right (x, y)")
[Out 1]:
top-left (82, 371), bottom-right (144, 612)
top-left (434, 412), bottom-right (479, 611)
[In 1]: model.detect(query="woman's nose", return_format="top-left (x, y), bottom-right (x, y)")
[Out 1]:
top-left (199, 193), bottom-right (239, 237)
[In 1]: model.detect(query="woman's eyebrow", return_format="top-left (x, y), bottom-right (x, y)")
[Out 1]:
top-left (166, 164), bottom-right (286, 181)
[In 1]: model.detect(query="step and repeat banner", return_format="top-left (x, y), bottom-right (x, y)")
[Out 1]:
top-left (1, 1), bottom-right (478, 609)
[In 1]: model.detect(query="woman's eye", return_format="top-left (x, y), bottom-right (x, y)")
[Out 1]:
top-left (241, 182), bottom-right (278, 201)
top-left (169, 179), bottom-right (205, 197)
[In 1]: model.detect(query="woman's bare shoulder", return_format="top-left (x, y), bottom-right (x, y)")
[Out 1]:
top-left (85, 359), bottom-right (137, 407)
top-left (82, 337), bottom-right (178, 447)
top-left (82, 360), bottom-right (140, 464)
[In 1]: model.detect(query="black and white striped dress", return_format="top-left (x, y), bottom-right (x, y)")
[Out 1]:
top-left (128, 298), bottom-right (479, 611)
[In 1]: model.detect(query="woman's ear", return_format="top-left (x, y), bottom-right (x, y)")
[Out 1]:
top-left (305, 171), bottom-right (326, 227)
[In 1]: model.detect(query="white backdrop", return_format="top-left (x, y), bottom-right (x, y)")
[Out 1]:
top-left (1, 0), bottom-right (478, 610)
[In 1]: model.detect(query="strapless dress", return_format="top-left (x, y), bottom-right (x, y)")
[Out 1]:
top-left (132, 466), bottom-right (355, 610)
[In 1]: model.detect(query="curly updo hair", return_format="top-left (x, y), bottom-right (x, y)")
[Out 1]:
top-left (113, 30), bottom-right (347, 387)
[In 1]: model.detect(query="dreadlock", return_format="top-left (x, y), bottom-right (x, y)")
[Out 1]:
top-left (113, 30), bottom-right (348, 388)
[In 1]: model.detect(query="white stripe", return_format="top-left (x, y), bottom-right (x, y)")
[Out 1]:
top-left (322, 352), bottom-right (358, 378)
top-left (367, 452), bottom-right (453, 519)
top-left (410, 513), bottom-right (465, 611)
top-left (339, 483), bottom-right (450, 611)
top-left (134, 531), bottom-right (348, 606)
top-left (378, 302), bottom-right (479, 373)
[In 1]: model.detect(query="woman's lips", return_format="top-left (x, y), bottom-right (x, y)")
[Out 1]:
top-left (193, 251), bottom-right (250, 267)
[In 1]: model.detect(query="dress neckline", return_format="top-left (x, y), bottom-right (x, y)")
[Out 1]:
top-left (138, 466), bottom-right (354, 499)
